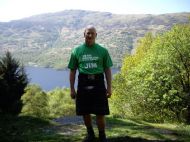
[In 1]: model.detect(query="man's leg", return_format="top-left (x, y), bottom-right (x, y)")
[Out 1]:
top-left (96, 115), bottom-right (107, 142)
top-left (83, 114), bottom-right (92, 127)
top-left (83, 114), bottom-right (95, 141)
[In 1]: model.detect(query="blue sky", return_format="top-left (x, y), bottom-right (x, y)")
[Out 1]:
top-left (0, 0), bottom-right (190, 22)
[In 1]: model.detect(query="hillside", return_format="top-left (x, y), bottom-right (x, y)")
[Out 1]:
top-left (0, 10), bottom-right (189, 69)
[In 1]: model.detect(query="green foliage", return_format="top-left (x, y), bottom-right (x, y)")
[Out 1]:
top-left (111, 23), bottom-right (190, 123)
top-left (21, 85), bottom-right (48, 118)
top-left (47, 88), bottom-right (75, 118)
top-left (0, 51), bottom-right (28, 115)
top-left (110, 73), bottom-right (131, 118)
top-left (21, 86), bottom-right (75, 119)
top-left (110, 33), bottom-right (155, 118)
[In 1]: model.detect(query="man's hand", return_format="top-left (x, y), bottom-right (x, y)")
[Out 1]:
top-left (106, 87), bottom-right (112, 98)
top-left (70, 89), bottom-right (76, 99)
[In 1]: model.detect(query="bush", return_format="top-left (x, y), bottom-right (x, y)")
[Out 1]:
top-left (21, 85), bottom-right (48, 118)
top-left (21, 86), bottom-right (75, 119)
top-left (0, 51), bottom-right (28, 115)
top-left (47, 88), bottom-right (75, 118)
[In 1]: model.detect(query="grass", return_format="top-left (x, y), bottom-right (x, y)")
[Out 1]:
top-left (0, 114), bottom-right (190, 142)
top-left (105, 117), bottom-right (190, 142)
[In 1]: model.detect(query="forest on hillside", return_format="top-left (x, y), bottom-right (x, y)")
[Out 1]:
top-left (0, 10), bottom-right (189, 69)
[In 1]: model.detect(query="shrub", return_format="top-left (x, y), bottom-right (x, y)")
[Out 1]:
top-left (0, 51), bottom-right (28, 115)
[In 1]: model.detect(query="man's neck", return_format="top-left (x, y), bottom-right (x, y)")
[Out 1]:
top-left (85, 42), bottom-right (95, 47)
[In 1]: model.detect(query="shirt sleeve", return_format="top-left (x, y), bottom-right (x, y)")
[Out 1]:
top-left (103, 49), bottom-right (113, 69)
top-left (68, 49), bottom-right (78, 70)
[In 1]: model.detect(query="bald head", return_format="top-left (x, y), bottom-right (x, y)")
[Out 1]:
top-left (84, 25), bottom-right (97, 46)
top-left (84, 25), bottom-right (97, 33)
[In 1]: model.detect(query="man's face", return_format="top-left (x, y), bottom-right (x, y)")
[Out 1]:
top-left (84, 28), bottom-right (97, 46)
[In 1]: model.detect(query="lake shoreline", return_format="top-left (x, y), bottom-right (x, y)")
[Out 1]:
top-left (25, 66), bottom-right (120, 91)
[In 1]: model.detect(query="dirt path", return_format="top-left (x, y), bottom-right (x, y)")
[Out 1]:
top-left (47, 116), bottom-right (83, 135)
top-left (53, 116), bottom-right (84, 125)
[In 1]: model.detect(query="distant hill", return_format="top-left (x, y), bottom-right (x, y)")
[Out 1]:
top-left (0, 10), bottom-right (189, 69)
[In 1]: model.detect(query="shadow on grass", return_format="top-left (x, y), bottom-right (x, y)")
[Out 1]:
top-left (0, 114), bottom-right (83, 142)
top-left (107, 136), bottom-right (182, 142)
top-left (0, 115), bottom-right (46, 141)
top-left (105, 117), bottom-right (187, 142)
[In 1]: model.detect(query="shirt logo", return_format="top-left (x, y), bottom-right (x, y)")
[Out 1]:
top-left (82, 54), bottom-right (99, 61)
top-left (84, 63), bottom-right (97, 69)
top-left (82, 54), bottom-right (98, 69)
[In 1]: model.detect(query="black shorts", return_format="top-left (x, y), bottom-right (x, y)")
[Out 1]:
top-left (76, 73), bottom-right (110, 115)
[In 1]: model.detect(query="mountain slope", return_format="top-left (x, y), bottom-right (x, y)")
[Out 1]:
top-left (0, 10), bottom-right (189, 68)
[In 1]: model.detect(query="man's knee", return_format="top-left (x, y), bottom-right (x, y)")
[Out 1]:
top-left (96, 115), bottom-right (105, 120)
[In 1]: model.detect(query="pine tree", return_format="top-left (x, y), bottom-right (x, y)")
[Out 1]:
top-left (0, 51), bottom-right (28, 115)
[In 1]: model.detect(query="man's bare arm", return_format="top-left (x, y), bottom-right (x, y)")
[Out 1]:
top-left (104, 68), bottom-right (112, 98)
top-left (69, 69), bottom-right (76, 99)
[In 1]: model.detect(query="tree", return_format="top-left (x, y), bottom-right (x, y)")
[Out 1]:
top-left (47, 88), bottom-right (75, 118)
top-left (111, 33), bottom-right (155, 118)
top-left (163, 24), bottom-right (190, 123)
top-left (142, 23), bottom-right (190, 123)
top-left (0, 51), bottom-right (28, 115)
top-left (111, 23), bottom-right (190, 123)
top-left (21, 85), bottom-right (48, 118)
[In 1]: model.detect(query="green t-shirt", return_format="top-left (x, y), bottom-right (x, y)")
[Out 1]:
top-left (68, 43), bottom-right (113, 74)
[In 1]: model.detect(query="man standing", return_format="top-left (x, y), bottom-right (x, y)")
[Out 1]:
top-left (68, 25), bottom-right (113, 142)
